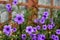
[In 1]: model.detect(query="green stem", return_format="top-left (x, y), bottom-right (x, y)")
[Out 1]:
top-left (19, 25), bottom-right (22, 40)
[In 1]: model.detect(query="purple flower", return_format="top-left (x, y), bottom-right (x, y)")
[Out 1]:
top-left (51, 23), bottom-right (55, 27)
top-left (12, 0), bottom-right (18, 5)
top-left (26, 26), bottom-right (33, 34)
top-left (37, 34), bottom-right (46, 39)
top-left (12, 28), bottom-right (17, 32)
top-left (43, 11), bottom-right (49, 17)
top-left (5, 4), bottom-right (12, 12)
top-left (30, 34), bottom-right (36, 38)
top-left (53, 36), bottom-right (59, 40)
top-left (47, 24), bottom-right (53, 30)
top-left (50, 34), bottom-right (56, 39)
top-left (39, 17), bottom-right (45, 24)
top-left (22, 34), bottom-right (26, 40)
top-left (42, 15), bottom-right (48, 19)
top-left (30, 34), bottom-right (37, 40)
top-left (34, 18), bottom-right (39, 23)
top-left (50, 34), bottom-right (59, 40)
top-left (33, 27), bottom-right (37, 32)
top-left (36, 25), bottom-right (40, 30)
top-left (56, 29), bottom-right (60, 35)
top-left (42, 25), bottom-right (47, 30)
top-left (14, 14), bottom-right (24, 24)
top-left (32, 38), bottom-right (36, 40)
top-left (38, 38), bottom-right (44, 40)
top-left (3, 25), bottom-right (12, 36)
top-left (6, 4), bottom-right (11, 8)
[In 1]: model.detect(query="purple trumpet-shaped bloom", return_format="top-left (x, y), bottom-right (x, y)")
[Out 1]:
top-left (43, 11), bottom-right (49, 17)
top-left (39, 17), bottom-right (45, 24)
top-left (42, 15), bottom-right (48, 19)
top-left (50, 34), bottom-right (59, 40)
top-left (38, 38), bottom-right (45, 40)
top-left (33, 27), bottom-right (37, 32)
top-left (50, 34), bottom-right (56, 39)
top-left (36, 25), bottom-right (41, 30)
top-left (32, 38), bottom-right (36, 40)
top-left (53, 36), bottom-right (59, 40)
top-left (30, 34), bottom-right (36, 38)
top-left (42, 25), bottom-right (47, 30)
top-left (26, 26), bottom-right (33, 34)
top-left (56, 29), bottom-right (60, 35)
top-left (42, 11), bottom-right (49, 19)
top-left (51, 23), bottom-right (55, 27)
top-left (37, 34), bottom-right (46, 40)
top-left (3, 25), bottom-right (12, 36)
top-left (5, 4), bottom-right (12, 12)
top-left (48, 24), bottom-right (53, 30)
top-left (30, 34), bottom-right (37, 40)
top-left (22, 34), bottom-right (26, 40)
top-left (12, 28), bottom-right (17, 32)
top-left (12, 0), bottom-right (18, 5)
top-left (14, 14), bottom-right (24, 24)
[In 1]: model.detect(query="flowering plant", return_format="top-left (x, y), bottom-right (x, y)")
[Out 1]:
top-left (0, 0), bottom-right (60, 40)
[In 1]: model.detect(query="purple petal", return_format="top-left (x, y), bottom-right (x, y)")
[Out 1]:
top-left (56, 29), bottom-right (60, 35)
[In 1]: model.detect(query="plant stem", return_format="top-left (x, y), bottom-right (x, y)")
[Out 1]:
top-left (19, 24), bottom-right (22, 40)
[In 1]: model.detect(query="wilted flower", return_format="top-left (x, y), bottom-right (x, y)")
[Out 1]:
top-left (26, 26), bottom-right (33, 34)
top-left (56, 29), bottom-right (60, 35)
top-left (3, 25), bottom-right (12, 36)
top-left (14, 14), bottom-right (24, 24)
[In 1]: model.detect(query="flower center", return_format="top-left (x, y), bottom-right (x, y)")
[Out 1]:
top-left (18, 17), bottom-right (21, 20)
top-left (8, 5), bottom-right (10, 7)
top-left (42, 36), bottom-right (45, 39)
top-left (6, 28), bottom-right (9, 31)
top-left (44, 26), bottom-right (46, 28)
top-left (41, 19), bottom-right (43, 22)
top-left (44, 15), bottom-right (46, 18)
top-left (14, 1), bottom-right (17, 3)
top-left (23, 35), bottom-right (26, 38)
top-left (28, 28), bottom-right (31, 31)
top-left (57, 31), bottom-right (60, 32)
